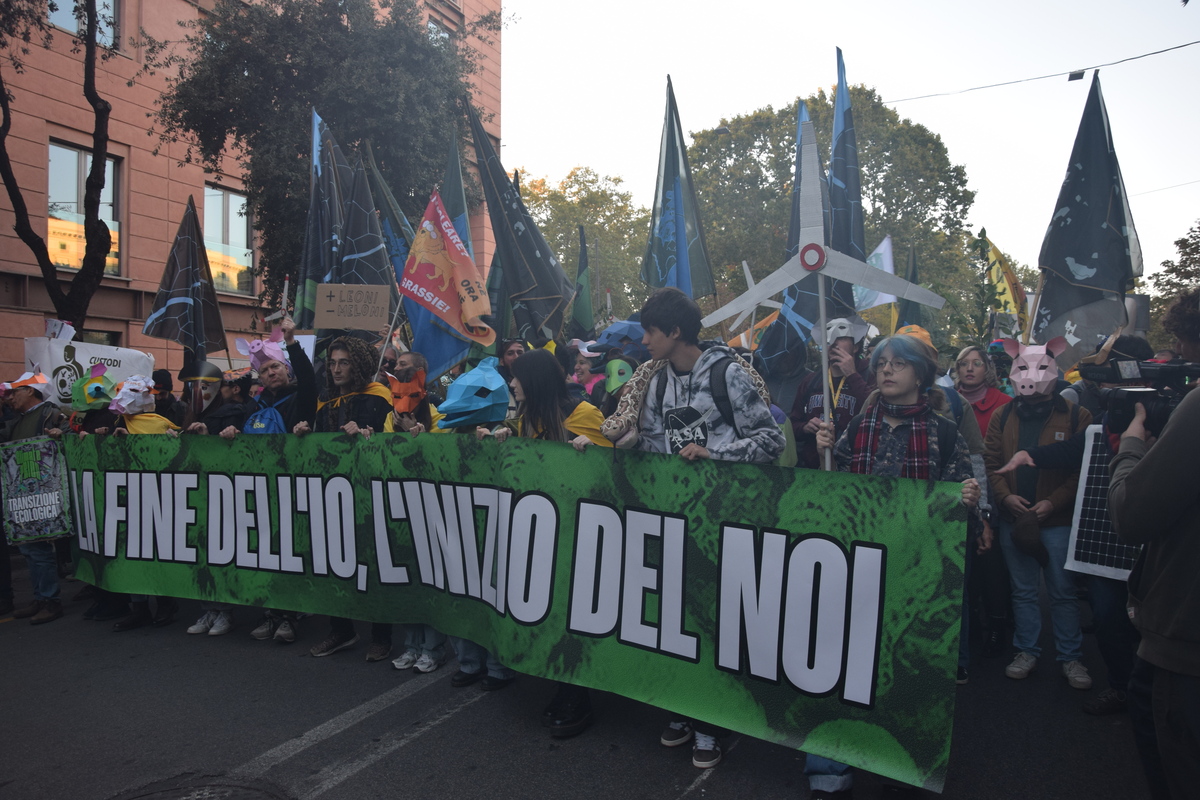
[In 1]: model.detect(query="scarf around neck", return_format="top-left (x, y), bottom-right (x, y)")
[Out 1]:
top-left (850, 400), bottom-right (933, 479)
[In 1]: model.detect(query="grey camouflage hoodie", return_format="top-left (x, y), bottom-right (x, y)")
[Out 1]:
top-left (636, 345), bottom-right (785, 463)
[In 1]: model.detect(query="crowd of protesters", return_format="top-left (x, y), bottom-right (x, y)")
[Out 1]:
top-left (2, 286), bottom-right (1198, 799)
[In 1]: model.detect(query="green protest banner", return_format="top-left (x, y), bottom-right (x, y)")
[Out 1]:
top-left (2, 436), bottom-right (73, 543)
top-left (64, 433), bottom-right (965, 791)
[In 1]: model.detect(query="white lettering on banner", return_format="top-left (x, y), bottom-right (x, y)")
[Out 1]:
top-left (716, 526), bottom-right (886, 708)
top-left (399, 277), bottom-right (452, 313)
top-left (70, 469), bottom-right (890, 709)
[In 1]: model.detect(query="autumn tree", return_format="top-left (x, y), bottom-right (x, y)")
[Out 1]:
top-left (147, 0), bottom-right (497, 308)
top-left (0, 0), bottom-right (116, 328)
top-left (688, 86), bottom-right (978, 334)
top-left (522, 167), bottom-right (650, 322)
top-left (1148, 218), bottom-right (1200, 349)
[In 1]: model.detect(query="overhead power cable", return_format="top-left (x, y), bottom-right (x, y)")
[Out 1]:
top-left (886, 39), bottom-right (1200, 104)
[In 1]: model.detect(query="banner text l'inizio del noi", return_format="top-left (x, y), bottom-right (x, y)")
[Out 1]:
top-left (62, 433), bottom-right (966, 792)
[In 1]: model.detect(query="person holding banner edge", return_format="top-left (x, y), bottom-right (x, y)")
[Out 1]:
top-left (294, 335), bottom-right (394, 661)
top-left (626, 288), bottom-right (785, 769)
top-left (815, 334), bottom-right (979, 799)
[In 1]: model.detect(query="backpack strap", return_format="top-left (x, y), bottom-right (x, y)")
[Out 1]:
top-left (709, 356), bottom-right (736, 432)
top-left (997, 400), bottom-right (1015, 431)
top-left (944, 386), bottom-right (964, 425)
top-left (934, 412), bottom-right (959, 479)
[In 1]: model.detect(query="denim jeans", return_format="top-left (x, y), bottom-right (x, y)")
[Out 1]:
top-left (1085, 574), bottom-right (1139, 692)
top-left (450, 636), bottom-right (514, 680)
top-left (998, 522), bottom-right (1082, 661)
top-left (17, 541), bottom-right (59, 602)
top-left (804, 754), bottom-right (854, 792)
top-left (402, 624), bottom-right (447, 660)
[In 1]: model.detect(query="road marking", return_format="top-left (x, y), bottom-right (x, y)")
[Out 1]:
top-left (677, 735), bottom-right (741, 798)
top-left (292, 691), bottom-right (487, 800)
top-left (229, 670), bottom-right (447, 779)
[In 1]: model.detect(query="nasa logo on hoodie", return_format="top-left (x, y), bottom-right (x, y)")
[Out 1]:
top-left (664, 405), bottom-right (710, 453)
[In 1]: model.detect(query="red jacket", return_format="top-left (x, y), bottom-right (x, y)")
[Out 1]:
top-left (969, 386), bottom-right (1011, 439)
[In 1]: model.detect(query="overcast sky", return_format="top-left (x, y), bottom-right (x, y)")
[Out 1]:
top-left (498, 0), bottom-right (1199, 285)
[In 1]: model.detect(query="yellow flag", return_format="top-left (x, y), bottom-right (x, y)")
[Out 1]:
top-left (984, 237), bottom-right (1028, 335)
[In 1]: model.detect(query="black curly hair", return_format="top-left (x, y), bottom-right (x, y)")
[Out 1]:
top-left (1162, 288), bottom-right (1200, 346)
top-left (326, 336), bottom-right (380, 394)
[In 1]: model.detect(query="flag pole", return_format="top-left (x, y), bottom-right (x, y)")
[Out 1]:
top-left (818, 271), bottom-right (833, 472)
top-left (1023, 271), bottom-right (1045, 345)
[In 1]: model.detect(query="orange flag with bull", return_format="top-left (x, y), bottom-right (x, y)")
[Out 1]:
top-left (399, 191), bottom-right (495, 346)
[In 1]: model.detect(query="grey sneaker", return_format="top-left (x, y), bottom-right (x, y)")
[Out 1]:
top-left (1005, 652), bottom-right (1037, 679)
top-left (1062, 660), bottom-right (1093, 690)
top-left (414, 653), bottom-right (444, 673)
top-left (208, 611), bottom-right (233, 636)
top-left (392, 650), bottom-right (419, 670)
top-left (660, 720), bottom-right (693, 747)
top-left (250, 617), bottom-right (277, 640)
top-left (692, 732), bottom-right (722, 768)
top-left (1083, 687), bottom-right (1126, 715)
top-left (187, 611), bottom-right (217, 635)
top-left (310, 632), bottom-right (359, 657)
top-left (273, 619), bottom-right (297, 643)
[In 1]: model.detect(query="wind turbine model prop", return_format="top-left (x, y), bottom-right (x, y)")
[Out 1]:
top-left (702, 118), bottom-right (946, 470)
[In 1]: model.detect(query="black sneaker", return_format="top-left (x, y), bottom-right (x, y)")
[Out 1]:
top-left (1083, 688), bottom-right (1127, 716)
top-left (692, 732), bottom-right (722, 768)
top-left (956, 666), bottom-right (969, 685)
top-left (660, 720), bottom-right (693, 747)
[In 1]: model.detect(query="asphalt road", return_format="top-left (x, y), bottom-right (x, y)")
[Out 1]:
top-left (1, 554), bottom-right (1151, 800)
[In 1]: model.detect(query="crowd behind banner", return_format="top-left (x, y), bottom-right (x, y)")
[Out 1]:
top-left (3, 286), bottom-right (1199, 799)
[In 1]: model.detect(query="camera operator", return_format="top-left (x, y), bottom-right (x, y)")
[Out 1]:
top-left (1107, 288), bottom-right (1200, 800)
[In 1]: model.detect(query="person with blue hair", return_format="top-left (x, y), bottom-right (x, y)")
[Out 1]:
top-left (813, 334), bottom-right (980, 800)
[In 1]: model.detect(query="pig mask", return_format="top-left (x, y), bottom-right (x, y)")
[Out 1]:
top-left (1001, 338), bottom-right (1067, 397)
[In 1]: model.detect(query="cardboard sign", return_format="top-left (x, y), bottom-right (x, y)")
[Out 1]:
top-left (310, 284), bottom-right (391, 332)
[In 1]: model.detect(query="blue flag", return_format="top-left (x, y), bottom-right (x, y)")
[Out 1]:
top-left (640, 77), bottom-right (715, 299)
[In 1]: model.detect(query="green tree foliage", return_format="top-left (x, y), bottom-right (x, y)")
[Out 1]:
top-left (688, 86), bottom-right (977, 336)
top-left (147, 0), bottom-right (497, 309)
top-left (1148, 218), bottom-right (1200, 349)
top-left (522, 167), bottom-right (650, 323)
top-left (0, 0), bottom-right (116, 327)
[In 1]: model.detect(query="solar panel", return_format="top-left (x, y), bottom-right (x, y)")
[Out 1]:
top-left (1065, 425), bottom-right (1140, 579)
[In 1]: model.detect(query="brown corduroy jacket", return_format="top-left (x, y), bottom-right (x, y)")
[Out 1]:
top-left (983, 395), bottom-right (1091, 528)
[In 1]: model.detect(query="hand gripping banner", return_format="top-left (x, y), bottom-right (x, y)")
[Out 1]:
top-left (63, 434), bottom-right (965, 791)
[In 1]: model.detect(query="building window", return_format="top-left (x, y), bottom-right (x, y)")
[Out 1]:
top-left (204, 185), bottom-right (254, 295)
top-left (48, 1), bottom-right (119, 49)
top-left (427, 19), bottom-right (450, 45)
top-left (78, 329), bottom-right (121, 347)
top-left (47, 142), bottom-right (120, 275)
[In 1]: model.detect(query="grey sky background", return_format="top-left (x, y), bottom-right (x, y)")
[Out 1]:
top-left (499, 0), bottom-right (1199, 285)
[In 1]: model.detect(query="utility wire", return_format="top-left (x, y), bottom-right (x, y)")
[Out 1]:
top-left (1130, 178), bottom-right (1200, 197)
top-left (887, 39), bottom-right (1200, 104)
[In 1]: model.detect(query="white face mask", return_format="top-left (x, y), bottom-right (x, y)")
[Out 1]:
top-left (825, 318), bottom-right (865, 346)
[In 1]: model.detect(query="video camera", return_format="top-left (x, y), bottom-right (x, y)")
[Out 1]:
top-left (1079, 359), bottom-right (1200, 436)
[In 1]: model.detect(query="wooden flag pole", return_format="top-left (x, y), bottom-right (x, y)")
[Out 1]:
top-left (1023, 271), bottom-right (1045, 345)
top-left (818, 272), bottom-right (833, 472)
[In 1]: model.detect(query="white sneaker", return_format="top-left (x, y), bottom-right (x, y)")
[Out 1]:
top-left (208, 611), bottom-right (233, 636)
top-left (1062, 660), bottom-right (1093, 690)
top-left (392, 650), bottom-right (419, 670)
top-left (187, 611), bottom-right (217, 635)
top-left (414, 653), bottom-right (444, 673)
top-left (1005, 651), bottom-right (1038, 679)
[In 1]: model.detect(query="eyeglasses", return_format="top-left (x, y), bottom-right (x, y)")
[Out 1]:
top-left (958, 359), bottom-right (986, 369)
top-left (874, 358), bottom-right (911, 373)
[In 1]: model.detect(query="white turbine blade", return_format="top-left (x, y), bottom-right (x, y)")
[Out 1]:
top-left (731, 308), bottom-right (753, 330)
top-left (821, 250), bottom-right (946, 310)
top-left (762, 300), bottom-right (783, 309)
top-left (797, 119), bottom-right (825, 245)
top-left (701, 253), bottom-right (805, 327)
top-left (742, 260), bottom-right (754, 287)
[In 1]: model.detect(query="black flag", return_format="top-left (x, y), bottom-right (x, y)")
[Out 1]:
top-left (466, 101), bottom-right (574, 341)
top-left (1034, 73), bottom-right (1141, 366)
top-left (142, 195), bottom-right (227, 362)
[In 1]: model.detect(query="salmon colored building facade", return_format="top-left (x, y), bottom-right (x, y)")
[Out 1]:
top-left (0, 0), bottom-right (501, 381)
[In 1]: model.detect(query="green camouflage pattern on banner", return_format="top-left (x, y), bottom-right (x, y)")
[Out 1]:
top-left (64, 433), bottom-right (965, 791)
